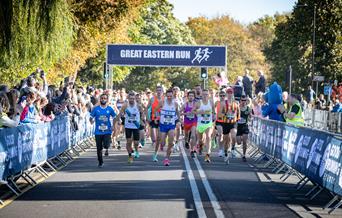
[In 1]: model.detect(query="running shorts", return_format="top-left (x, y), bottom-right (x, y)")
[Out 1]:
top-left (149, 120), bottom-right (159, 129)
top-left (159, 124), bottom-right (176, 133)
top-left (197, 122), bottom-right (213, 134)
top-left (184, 122), bottom-right (197, 132)
top-left (125, 128), bottom-right (140, 141)
top-left (221, 123), bottom-right (237, 135)
top-left (237, 124), bottom-right (249, 136)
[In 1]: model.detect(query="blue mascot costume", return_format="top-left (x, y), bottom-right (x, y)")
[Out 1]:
top-left (262, 82), bottom-right (284, 121)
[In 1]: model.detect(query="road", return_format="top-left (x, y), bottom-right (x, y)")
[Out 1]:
top-left (0, 138), bottom-right (319, 218)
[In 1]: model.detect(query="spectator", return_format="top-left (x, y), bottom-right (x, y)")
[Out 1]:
top-left (280, 94), bottom-right (304, 126)
top-left (255, 70), bottom-right (266, 95)
top-left (282, 91), bottom-right (289, 110)
top-left (331, 99), bottom-right (342, 112)
top-left (305, 85), bottom-right (316, 105)
top-left (0, 92), bottom-right (19, 128)
top-left (242, 69), bottom-right (253, 98)
top-left (20, 91), bottom-right (40, 124)
top-left (315, 94), bottom-right (326, 110)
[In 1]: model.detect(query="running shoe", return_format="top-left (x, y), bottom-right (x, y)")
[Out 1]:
top-left (128, 156), bottom-right (133, 164)
top-left (185, 142), bottom-right (190, 149)
top-left (190, 151), bottom-right (195, 158)
top-left (134, 151), bottom-right (140, 158)
top-left (231, 149), bottom-right (236, 158)
top-left (242, 156), bottom-right (247, 162)
top-left (163, 158), bottom-right (170, 166)
top-left (117, 141), bottom-right (121, 150)
top-left (205, 154), bottom-right (211, 163)
top-left (98, 162), bottom-right (104, 168)
top-left (152, 154), bottom-right (158, 162)
top-left (218, 149), bottom-right (224, 157)
top-left (198, 146), bottom-right (203, 155)
top-left (211, 139), bottom-right (218, 149)
top-left (104, 149), bottom-right (109, 156)
top-left (138, 144), bottom-right (143, 149)
top-left (224, 155), bottom-right (230, 164)
top-left (160, 145), bottom-right (164, 152)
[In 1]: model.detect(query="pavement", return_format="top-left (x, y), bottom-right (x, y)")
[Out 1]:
top-left (0, 138), bottom-right (340, 218)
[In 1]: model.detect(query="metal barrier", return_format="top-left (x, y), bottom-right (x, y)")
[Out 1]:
top-left (303, 108), bottom-right (342, 134)
top-left (248, 115), bottom-right (342, 214)
top-left (0, 113), bottom-right (94, 204)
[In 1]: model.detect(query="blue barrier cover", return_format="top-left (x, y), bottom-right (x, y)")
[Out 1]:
top-left (250, 116), bottom-right (342, 197)
top-left (0, 114), bottom-right (93, 180)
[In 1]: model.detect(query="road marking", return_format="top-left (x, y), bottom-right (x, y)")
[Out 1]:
top-left (193, 157), bottom-right (225, 218)
top-left (180, 143), bottom-right (207, 218)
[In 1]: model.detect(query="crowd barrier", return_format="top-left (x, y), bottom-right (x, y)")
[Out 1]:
top-left (249, 116), bottom-right (342, 213)
top-left (303, 108), bottom-right (342, 134)
top-left (0, 113), bottom-right (94, 203)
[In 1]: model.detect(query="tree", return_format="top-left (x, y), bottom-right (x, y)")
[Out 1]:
top-left (186, 15), bottom-right (269, 85)
top-left (265, 0), bottom-right (342, 93)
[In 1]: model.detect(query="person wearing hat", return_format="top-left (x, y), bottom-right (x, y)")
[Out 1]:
top-left (279, 94), bottom-right (304, 126)
top-left (236, 95), bottom-right (251, 162)
top-left (221, 87), bottom-right (240, 163)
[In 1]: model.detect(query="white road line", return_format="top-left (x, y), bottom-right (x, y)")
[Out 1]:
top-left (180, 143), bottom-right (207, 218)
top-left (193, 157), bottom-right (225, 218)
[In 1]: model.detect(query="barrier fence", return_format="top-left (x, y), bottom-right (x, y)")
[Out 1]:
top-left (249, 115), bottom-right (342, 213)
top-left (0, 114), bottom-right (94, 204)
top-left (304, 108), bottom-right (342, 134)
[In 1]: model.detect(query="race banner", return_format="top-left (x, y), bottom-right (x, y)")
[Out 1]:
top-left (106, 44), bottom-right (227, 67)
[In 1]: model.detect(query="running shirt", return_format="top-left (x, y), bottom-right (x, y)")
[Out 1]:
top-left (151, 96), bottom-right (163, 121)
top-left (238, 106), bottom-right (251, 126)
top-left (124, 103), bottom-right (140, 129)
top-left (197, 100), bottom-right (213, 125)
top-left (184, 101), bottom-right (197, 124)
top-left (90, 105), bottom-right (116, 135)
top-left (223, 101), bottom-right (240, 124)
top-left (160, 99), bottom-right (177, 126)
top-left (215, 101), bottom-right (225, 123)
top-left (116, 99), bottom-right (125, 111)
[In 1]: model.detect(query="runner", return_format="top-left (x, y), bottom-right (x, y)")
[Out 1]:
top-left (222, 87), bottom-right (240, 164)
top-left (172, 86), bottom-right (183, 152)
top-left (214, 90), bottom-right (227, 157)
top-left (147, 85), bottom-right (164, 162)
top-left (136, 92), bottom-right (147, 148)
top-left (193, 89), bottom-right (215, 163)
top-left (114, 88), bottom-right (127, 150)
top-left (181, 90), bottom-right (197, 158)
top-left (194, 84), bottom-right (202, 102)
top-left (90, 93), bottom-right (116, 167)
top-left (155, 89), bottom-right (180, 166)
top-left (236, 95), bottom-right (251, 162)
top-left (118, 92), bottom-right (144, 164)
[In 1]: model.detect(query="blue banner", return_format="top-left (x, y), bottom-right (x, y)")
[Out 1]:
top-left (250, 116), bottom-right (342, 197)
top-left (0, 114), bottom-right (94, 180)
top-left (106, 44), bottom-right (227, 67)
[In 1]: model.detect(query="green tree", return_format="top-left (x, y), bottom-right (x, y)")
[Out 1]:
top-left (186, 15), bottom-right (269, 84)
top-left (265, 0), bottom-right (342, 92)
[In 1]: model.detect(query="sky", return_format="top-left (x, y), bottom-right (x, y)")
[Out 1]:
top-left (168, 0), bottom-right (297, 24)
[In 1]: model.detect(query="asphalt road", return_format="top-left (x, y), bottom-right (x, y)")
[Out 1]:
top-left (0, 139), bottom-right (301, 218)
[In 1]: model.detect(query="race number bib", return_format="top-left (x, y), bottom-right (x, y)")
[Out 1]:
top-left (99, 124), bottom-right (108, 131)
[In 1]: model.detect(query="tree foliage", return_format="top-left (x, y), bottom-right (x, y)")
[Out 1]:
top-left (264, 0), bottom-right (342, 92)
top-left (186, 16), bottom-right (269, 83)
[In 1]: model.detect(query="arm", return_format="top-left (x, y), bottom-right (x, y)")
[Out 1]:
top-left (0, 116), bottom-right (19, 128)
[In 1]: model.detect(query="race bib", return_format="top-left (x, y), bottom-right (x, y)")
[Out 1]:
top-left (99, 115), bottom-right (107, 122)
top-left (238, 117), bottom-right (246, 124)
top-left (186, 113), bottom-right (195, 120)
top-left (99, 124), bottom-right (108, 131)
top-left (164, 115), bottom-right (173, 124)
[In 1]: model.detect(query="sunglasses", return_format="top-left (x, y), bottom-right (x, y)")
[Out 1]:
top-left (219, 95), bottom-right (225, 97)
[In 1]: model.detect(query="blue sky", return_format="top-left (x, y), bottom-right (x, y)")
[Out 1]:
top-left (168, 0), bottom-right (297, 24)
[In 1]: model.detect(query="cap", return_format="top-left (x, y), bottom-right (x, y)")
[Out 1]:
top-left (226, 87), bottom-right (234, 94)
